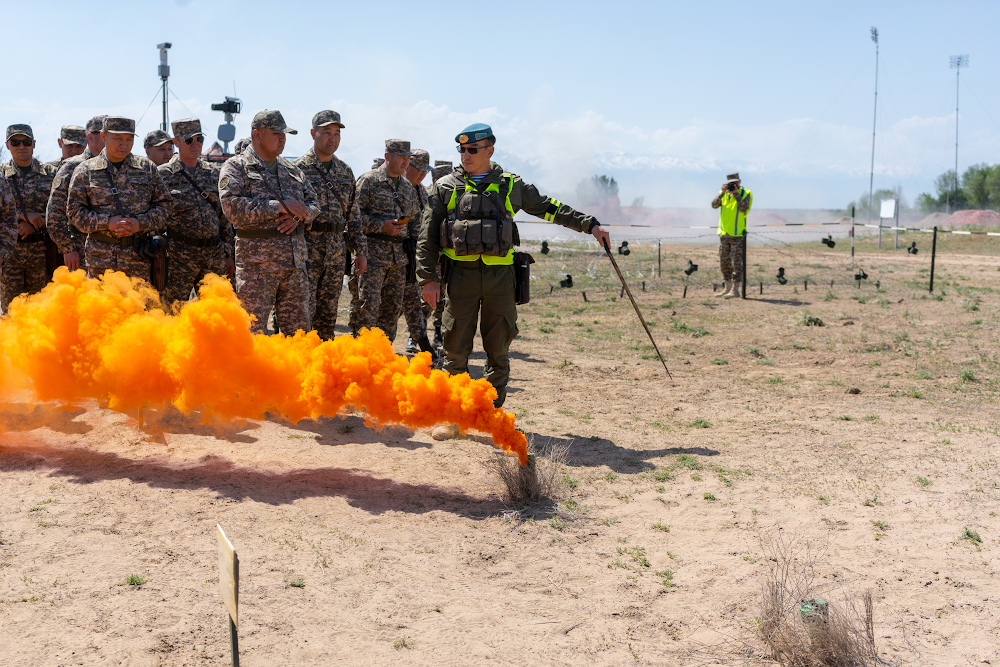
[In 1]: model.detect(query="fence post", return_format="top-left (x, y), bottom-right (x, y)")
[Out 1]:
top-left (657, 239), bottom-right (661, 278)
top-left (929, 226), bottom-right (938, 293)
top-left (894, 198), bottom-right (899, 249)
top-left (850, 205), bottom-right (855, 268)
top-left (741, 230), bottom-right (748, 299)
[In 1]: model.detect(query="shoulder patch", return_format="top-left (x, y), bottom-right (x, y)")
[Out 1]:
top-left (219, 176), bottom-right (230, 191)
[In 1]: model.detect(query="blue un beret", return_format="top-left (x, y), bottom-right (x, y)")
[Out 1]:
top-left (455, 123), bottom-right (494, 145)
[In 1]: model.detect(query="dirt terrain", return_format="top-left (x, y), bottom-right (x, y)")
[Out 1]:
top-left (1, 240), bottom-right (997, 666)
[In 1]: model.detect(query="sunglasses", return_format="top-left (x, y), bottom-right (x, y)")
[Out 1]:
top-left (183, 135), bottom-right (205, 145)
top-left (457, 145), bottom-right (488, 154)
top-left (8, 138), bottom-right (32, 147)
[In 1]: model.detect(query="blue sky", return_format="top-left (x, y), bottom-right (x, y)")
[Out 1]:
top-left (4, 0), bottom-right (1000, 210)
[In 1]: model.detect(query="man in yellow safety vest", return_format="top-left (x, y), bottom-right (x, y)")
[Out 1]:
top-left (711, 172), bottom-right (752, 298)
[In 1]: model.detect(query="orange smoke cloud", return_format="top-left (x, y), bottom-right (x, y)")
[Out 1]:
top-left (0, 269), bottom-right (528, 465)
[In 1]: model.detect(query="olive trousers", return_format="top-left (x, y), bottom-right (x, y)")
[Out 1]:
top-left (442, 261), bottom-right (518, 409)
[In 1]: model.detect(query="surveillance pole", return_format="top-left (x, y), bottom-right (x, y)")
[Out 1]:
top-left (157, 43), bottom-right (172, 132)
top-left (867, 27), bottom-right (878, 226)
top-left (949, 55), bottom-right (969, 214)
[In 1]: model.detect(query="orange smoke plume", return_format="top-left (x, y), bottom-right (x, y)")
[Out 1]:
top-left (0, 269), bottom-right (528, 465)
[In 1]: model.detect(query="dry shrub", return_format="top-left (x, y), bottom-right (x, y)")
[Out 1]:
top-left (755, 533), bottom-right (880, 667)
top-left (485, 435), bottom-right (570, 503)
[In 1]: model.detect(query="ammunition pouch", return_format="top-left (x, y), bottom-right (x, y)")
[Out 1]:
top-left (513, 252), bottom-right (535, 305)
top-left (441, 186), bottom-right (517, 257)
top-left (135, 234), bottom-right (168, 262)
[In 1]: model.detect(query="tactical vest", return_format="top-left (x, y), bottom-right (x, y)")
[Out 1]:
top-left (441, 173), bottom-right (519, 265)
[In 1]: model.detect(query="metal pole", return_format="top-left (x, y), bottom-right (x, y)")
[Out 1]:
top-left (740, 230), bottom-right (747, 299)
top-left (161, 79), bottom-right (168, 132)
top-left (851, 205), bottom-right (855, 267)
top-left (929, 226), bottom-right (938, 293)
top-left (878, 216), bottom-right (882, 249)
top-left (868, 28), bottom-right (879, 226)
top-left (955, 68), bottom-right (960, 209)
top-left (657, 239), bottom-right (661, 278)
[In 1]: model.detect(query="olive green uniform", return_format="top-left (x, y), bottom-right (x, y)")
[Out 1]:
top-left (417, 161), bottom-right (597, 407)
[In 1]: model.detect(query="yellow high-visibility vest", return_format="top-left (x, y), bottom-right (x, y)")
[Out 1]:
top-left (717, 187), bottom-right (753, 236)
top-left (442, 173), bottom-right (517, 265)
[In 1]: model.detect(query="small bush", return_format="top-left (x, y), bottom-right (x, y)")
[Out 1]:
top-left (710, 358), bottom-right (729, 365)
top-left (703, 492), bottom-right (717, 501)
top-left (962, 527), bottom-right (982, 545)
top-left (689, 418), bottom-right (712, 429)
top-left (124, 574), bottom-right (146, 587)
top-left (960, 368), bottom-right (976, 382)
top-left (916, 476), bottom-right (932, 487)
top-left (289, 578), bottom-right (306, 588)
top-left (676, 454), bottom-right (703, 469)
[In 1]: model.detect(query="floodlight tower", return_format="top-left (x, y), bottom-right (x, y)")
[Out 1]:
top-left (157, 42), bottom-right (172, 132)
top-left (949, 54), bottom-right (969, 213)
top-left (867, 27), bottom-right (878, 225)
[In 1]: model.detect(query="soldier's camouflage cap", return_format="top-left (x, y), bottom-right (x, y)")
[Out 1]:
top-left (251, 109), bottom-right (297, 135)
top-left (171, 118), bottom-right (203, 140)
top-left (455, 123), bottom-right (493, 145)
top-left (103, 116), bottom-right (136, 135)
top-left (372, 157), bottom-right (385, 169)
top-left (409, 149), bottom-right (432, 171)
top-left (312, 110), bottom-right (345, 129)
top-left (434, 160), bottom-right (453, 168)
top-left (6, 124), bottom-right (33, 141)
top-left (234, 137), bottom-right (251, 154)
top-left (726, 172), bottom-right (740, 183)
top-left (143, 130), bottom-right (172, 149)
top-left (385, 139), bottom-right (412, 157)
top-left (60, 125), bottom-right (87, 145)
top-left (86, 115), bottom-right (108, 134)
top-left (431, 164), bottom-right (453, 182)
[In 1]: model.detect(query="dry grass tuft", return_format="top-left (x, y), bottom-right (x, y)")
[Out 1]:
top-left (486, 435), bottom-right (570, 503)
top-left (755, 533), bottom-right (880, 667)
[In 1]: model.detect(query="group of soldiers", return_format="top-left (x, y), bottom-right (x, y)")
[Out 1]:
top-left (0, 111), bottom-right (609, 439)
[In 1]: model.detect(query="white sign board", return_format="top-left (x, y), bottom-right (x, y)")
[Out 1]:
top-left (879, 199), bottom-right (896, 219)
top-left (217, 524), bottom-right (238, 625)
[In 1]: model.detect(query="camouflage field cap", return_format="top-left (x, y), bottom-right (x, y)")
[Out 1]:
top-left (372, 157), bottom-right (385, 169)
top-left (726, 172), bottom-right (740, 183)
top-left (409, 149), bottom-right (432, 171)
top-left (312, 110), bottom-right (345, 129)
top-left (60, 125), bottom-right (87, 145)
top-left (103, 116), bottom-right (136, 135)
top-left (143, 130), bottom-right (172, 149)
top-left (6, 124), bottom-right (34, 141)
top-left (234, 137), bottom-right (251, 154)
top-left (171, 118), bottom-right (203, 140)
top-left (385, 139), bottom-right (412, 157)
top-left (434, 160), bottom-right (453, 168)
top-left (86, 115), bottom-right (108, 134)
top-left (455, 123), bottom-right (493, 145)
top-left (431, 164), bottom-right (452, 182)
top-left (251, 109), bottom-right (297, 135)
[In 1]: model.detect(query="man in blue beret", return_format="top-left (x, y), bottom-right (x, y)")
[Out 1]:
top-left (417, 123), bottom-right (610, 439)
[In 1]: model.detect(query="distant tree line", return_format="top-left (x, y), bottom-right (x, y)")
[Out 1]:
top-left (846, 186), bottom-right (907, 217)
top-left (914, 164), bottom-right (1000, 213)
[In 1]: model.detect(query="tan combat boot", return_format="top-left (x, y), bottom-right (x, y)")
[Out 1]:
top-left (724, 282), bottom-right (740, 299)
top-left (715, 280), bottom-right (732, 297)
top-left (432, 423), bottom-right (461, 441)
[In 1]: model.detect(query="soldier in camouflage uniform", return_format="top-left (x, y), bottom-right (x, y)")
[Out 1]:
top-left (352, 140), bottom-right (420, 342)
top-left (219, 110), bottom-right (320, 335)
top-left (144, 130), bottom-right (174, 167)
top-left (426, 161), bottom-right (453, 348)
top-left (293, 111), bottom-right (368, 340)
top-left (0, 172), bottom-right (19, 288)
top-left (402, 149), bottom-right (437, 358)
top-left (46, 115), bottom-right (107, 272)
top-left (2, 124), bottom-right (58, 311)
top-left (345, 155), bottom-right (387, 334)
top-left (418, 123), bottom-right (610, 433)
top-left (46, 125), bottom-right (87, 167)
top-left (66, 116), bottom-right (172, 281)
top-left (158, 118), bottom-right (235, 309)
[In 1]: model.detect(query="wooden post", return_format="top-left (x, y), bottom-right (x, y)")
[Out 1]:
top-left (804, 280), bottom-right (808, 291)
top-left (683, 285), bottom-right (687, 298)
top-left (929, 226), bottom-right (938, 293)
top-left (850, 206), bottom-right (855, 268)
top-left (217, 525), bottom-right (240, 667)
top-left (657, 239), bottom-right (661, 278)
top-left (741, 230), bottom-right (748, 299)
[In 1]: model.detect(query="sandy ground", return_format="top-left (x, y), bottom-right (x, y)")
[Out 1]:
top-left (1, 242), bottom-right (998, 666)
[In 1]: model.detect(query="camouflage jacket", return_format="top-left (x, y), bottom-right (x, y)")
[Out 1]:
top-left (292, 148), bottom-right (367, 257)
top-left (218, 146), bottom-right (320, 271)
top-left (158, 155), bottom-right (234, 256)
top-left (0, 175), bottom-right (18, 263)
top-left (66, 150), bottom-right (172, 235)
top-left (417, 161), bottom-right (597, 283)
top-left (3, 158), bottom-right (58, 226)
top-left (46, 147), bottom-right (92, 255)
top-left (355, 164), bottom-right (420, 266)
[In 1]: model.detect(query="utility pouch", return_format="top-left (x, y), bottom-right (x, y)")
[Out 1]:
top-left (513, 252), bottom-right (535, 305)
